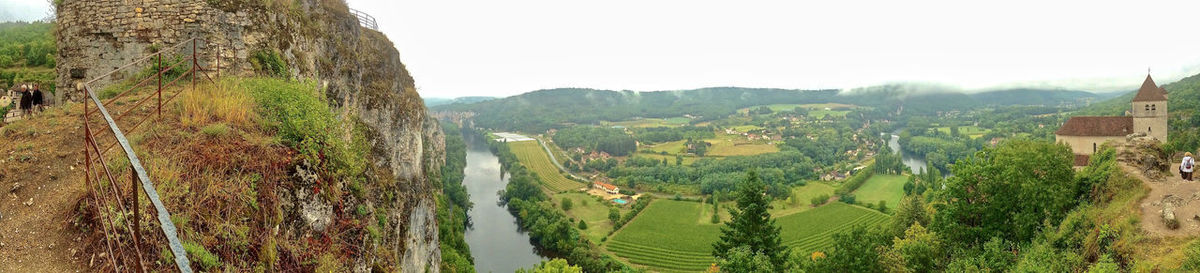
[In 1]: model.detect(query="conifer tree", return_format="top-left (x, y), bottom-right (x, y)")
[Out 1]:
top-left (713, 170), bottom-right (791, 271)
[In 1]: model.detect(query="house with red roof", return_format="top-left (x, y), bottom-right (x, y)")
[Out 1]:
top-left (1055, 74), bottom-right (1168, 165)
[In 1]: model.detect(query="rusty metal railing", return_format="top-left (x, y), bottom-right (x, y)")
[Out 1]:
top-left (80, 37), bottom-right (220, 273)
top-left (350, 8), bottom-right (379, 30)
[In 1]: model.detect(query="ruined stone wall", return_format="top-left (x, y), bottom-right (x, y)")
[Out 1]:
top-left (57, 1), bottom-right (443, 271)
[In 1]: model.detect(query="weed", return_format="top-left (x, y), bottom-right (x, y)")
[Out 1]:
top-left (200, 123), bottom-right (231, 138)
top-left (250, 49), bottom-right (288, 78)
top-left (183, 241), bottom-right (223, 270)
top-left (178, 79), bottom-right (256, 127)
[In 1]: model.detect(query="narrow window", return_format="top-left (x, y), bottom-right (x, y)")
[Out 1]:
top-left (1152, 104), bottom-right (1156, 111)
top-left (1093, 143), bottom-right (1097, 153)
top-left (1145, 105), bottom-right (1150, 111)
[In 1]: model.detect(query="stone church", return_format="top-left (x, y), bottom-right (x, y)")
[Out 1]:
top-left (1055, 74), bottom-right (1168, 165)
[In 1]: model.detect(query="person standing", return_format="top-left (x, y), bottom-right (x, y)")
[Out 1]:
top-left (17, 84), bottom-right (31, 117)
top-left (1183, 152), bottom-right (1195, 181)
top-left (31, 84), bottom-right (44, 114)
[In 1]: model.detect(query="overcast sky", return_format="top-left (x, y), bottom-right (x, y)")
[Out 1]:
top-left (344, 0), bottom-right (1200, 98)
top-left (8, 1), bottom-right (1200, 98)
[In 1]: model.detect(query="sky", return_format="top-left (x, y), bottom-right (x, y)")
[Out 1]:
top-left (344, 0), bottom-right (1200, 98)
top-left (0, 0), bottom-right (52, 22)
top-left (8, 1), bottom-right (1200, 98)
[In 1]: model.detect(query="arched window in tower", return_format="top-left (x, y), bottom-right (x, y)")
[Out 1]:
top-left (1152, 104), bottom-right (1156, 111)
top-left (1146, 104), bottom-right (1150, 111)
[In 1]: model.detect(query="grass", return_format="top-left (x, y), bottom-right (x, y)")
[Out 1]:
top-left (644, 140), bottom-right (687, 154)
top-left (607, 199), bottom-right (888, 272)
top-left (604, 117), bottom-right (687, 128)
top-left (555, 192), bottom-right (630, 243)
top-left (509, 141), bottom-right (585, 192)
top-left (177, 79), bottom-right (256, 128)
top-left (635, 152), bottom-right (701, 166)
top-left (706, 134), bottom-right (778, 157)
top-left (935, 125), bottom-right (991, 139)
top-left (770, 183), bottom-right (837, 217)
top-left (851, 174), bottom-right (908, 211)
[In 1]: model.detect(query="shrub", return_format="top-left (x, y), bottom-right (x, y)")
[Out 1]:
top-left (241, 78), bottom-right (367, 182)
top-left (577, 220), bottom-right (588, 230)
top-left (561, 198), bottom-right (573, 211)
top-left (840, 194), bottom-right (857, 204)
top-left (811, 194), bottom-right (830, 206)
top-left (251, 49), bottom-right (288, 78)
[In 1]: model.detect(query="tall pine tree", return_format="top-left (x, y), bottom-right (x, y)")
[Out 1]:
top-left (713, 170), bottom-right (791, 271)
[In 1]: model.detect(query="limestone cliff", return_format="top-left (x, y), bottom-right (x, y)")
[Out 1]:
top-left (56, 0), bottom-right (443, 271)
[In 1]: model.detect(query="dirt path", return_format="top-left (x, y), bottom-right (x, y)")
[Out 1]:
top-left (1129, 160), bottom-right (1200, 237)
top-left (0, 105), bottom-right (90, 272)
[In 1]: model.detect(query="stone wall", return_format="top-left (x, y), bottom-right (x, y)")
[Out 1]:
top-left (57, 1), bottom-right (443, 271)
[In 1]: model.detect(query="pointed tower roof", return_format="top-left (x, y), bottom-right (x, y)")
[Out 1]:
top-left (1132, 74), bottom-right (1168, 102)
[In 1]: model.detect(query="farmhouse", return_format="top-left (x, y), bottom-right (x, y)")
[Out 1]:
top-left (593, 181), bottom-right (620, 194)
top-left (1055, 74), bottom-right (1168, 165)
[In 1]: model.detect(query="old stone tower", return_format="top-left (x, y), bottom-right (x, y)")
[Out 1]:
top-left (1132, 74), bottom-right (1169, 141)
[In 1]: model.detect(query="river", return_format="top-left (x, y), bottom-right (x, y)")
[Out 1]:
top-left (462, 136), bottom-right (545, 272)
top-left (887, 133), bottom-right (929, 174)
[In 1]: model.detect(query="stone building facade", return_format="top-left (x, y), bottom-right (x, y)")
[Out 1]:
top-left (1055, 75), bottom-right (1169, 165)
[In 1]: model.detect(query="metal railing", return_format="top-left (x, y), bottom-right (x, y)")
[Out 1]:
top-left (350, 8), bottom-right (379, 30)
top-left (80, 37), bottom-right (220, 273)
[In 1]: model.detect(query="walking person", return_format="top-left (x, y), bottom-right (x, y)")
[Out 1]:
top-left (17, 84), bottom-right (32, 118)
top-left (31, 84), bottom-right (44, 114)
top-left (1183, 152), bottom-right (1195, 181)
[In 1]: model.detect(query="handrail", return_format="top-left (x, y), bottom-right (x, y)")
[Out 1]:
top-left (79, 37), bottom-right (219, 273)
top-left (350, 8), bottom-right (379, 30)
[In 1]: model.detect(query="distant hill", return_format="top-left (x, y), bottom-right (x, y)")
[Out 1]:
top-left (969, 89), bottom-right (1104, 107)
top-left (437, 86), bottom-right (1104, 132)
top-left (423, 96), bottom-right (496, 107)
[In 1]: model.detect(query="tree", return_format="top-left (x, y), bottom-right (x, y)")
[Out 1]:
top-left (711, 194), bottom-right (721, 223)
top-left (717, 246), bottom-right (775, 273)
top-left (932, 140), bottom-right (1076, 248)
top-left (876, 200), bottom-right (888, 213)
top-left (713, 170), bottom-right (791, 272)
top-left (561, 198), bottom-right (573, 211)
top-left (608, 208), bottom-right (621, 224)
top-left (882, 223), bottom-right (943, 273)
top-left (804, 225), bottom-right (886, 272)
top-left (889, 195), bottom-right (929, 237)
top-left (676, 155), bottom-right (684, 166)
top-left (577, 220), bottom-right (588, 230)
top-left (515, 258), bottom-right (583, 273)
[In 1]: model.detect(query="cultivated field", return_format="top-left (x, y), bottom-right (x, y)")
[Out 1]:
top-left (508, 141), bottom-right (585, 192)
top-left (853, 174), bottom-right (908, 209)
top-left (607, 199), bottom-right (889, 272)
top-left (706, 134), bottom-right (778, 157)
top-left (603, 117), bottom-right (691, 128)
top-left (635, 152), bottom-right (701, 166)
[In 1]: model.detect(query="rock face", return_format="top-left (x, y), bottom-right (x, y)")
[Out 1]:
top-left (57, 0), bottom-right (443, 271)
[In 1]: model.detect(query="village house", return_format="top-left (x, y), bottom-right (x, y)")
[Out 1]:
top-left (593, 181), bottom-right (620, 194)
top-left (1055, 74), bottom-right (1168, 165)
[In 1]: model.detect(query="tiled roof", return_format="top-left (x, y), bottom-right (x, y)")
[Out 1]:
top-left (1055, 116), bottom-right (1133, 136)
top-left (1133, 74), bottom-right (1168, 102)
top-left (594, 182), bottom-right (618, 190)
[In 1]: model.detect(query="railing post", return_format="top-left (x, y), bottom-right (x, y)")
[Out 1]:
top-left (131, 164), bottom-right (144, 273)
top-left (191, 39), bottom-right (197, 93)
top-left (157, 53), bottom-right (162, 118)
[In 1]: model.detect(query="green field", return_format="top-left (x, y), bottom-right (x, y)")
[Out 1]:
top-left (555, 192), bottom-right (630, 243)
top-left (771, 183), bottom-right (837, 216)
top-left (509, 141), bottom-right (585, 192)
top-left (706, 134), bottom-right (778, 157)
top-left (935, 125), bottom-right (991, 139)
top-left (604, 117), bottom-right (691, 128)
top-left (636, 152), bottom-right (701, 166)
top-left (739, 103), bottom-right (858, 117)
top-left (853, 174), bottom-right (908, 211)
top-left (730, 125), bottom-right (764, 132)
top-left (644, 140), bottom-right (687, 154)
top-left (607, 200), bottom-right (889, 272)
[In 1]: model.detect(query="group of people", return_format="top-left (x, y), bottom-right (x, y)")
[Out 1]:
top-left (5, 84), bottom-right (46, 118)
